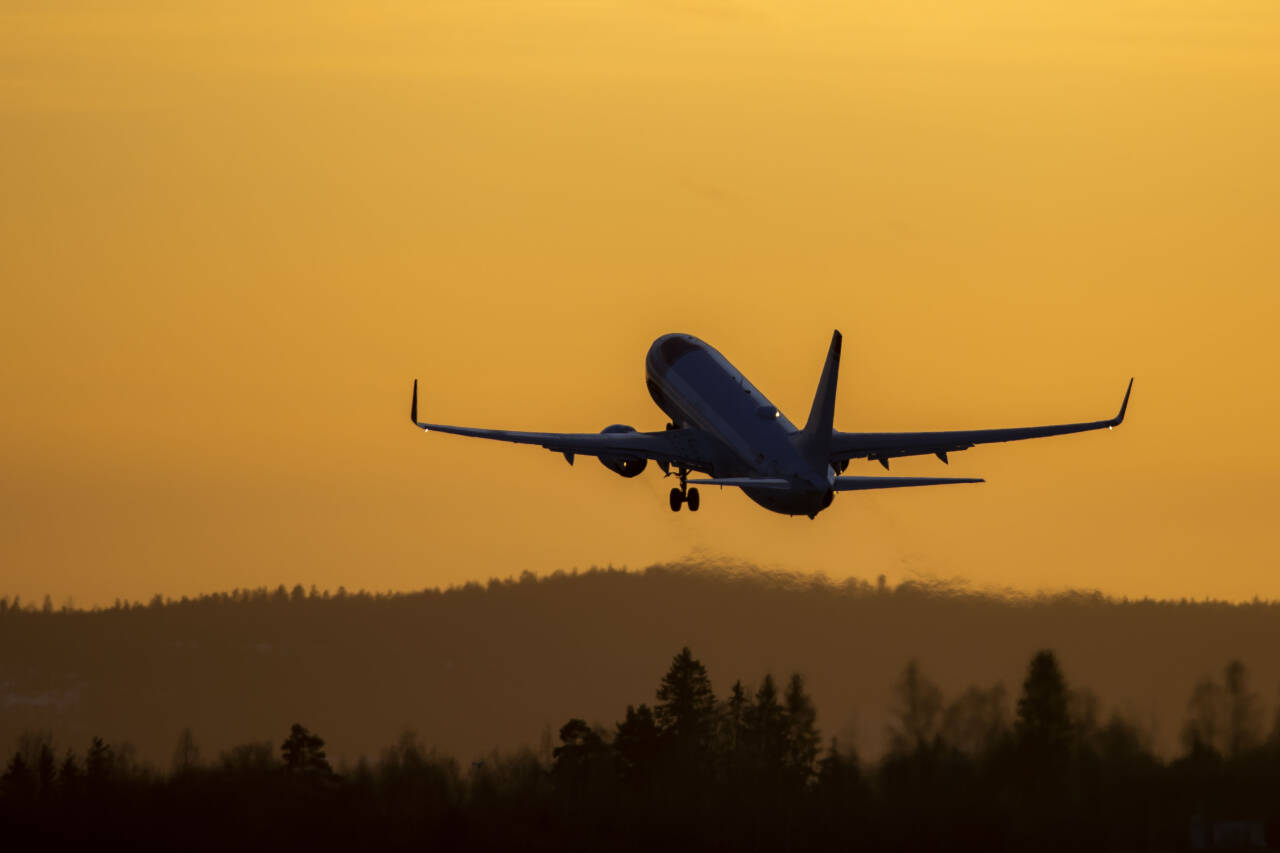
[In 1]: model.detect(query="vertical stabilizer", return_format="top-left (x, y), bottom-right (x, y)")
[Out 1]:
top-left (798, 330), bottom-right (841, 469)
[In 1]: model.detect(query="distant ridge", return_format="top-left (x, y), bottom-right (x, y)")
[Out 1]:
top-left (3, 562), bottom-right (1279, 767)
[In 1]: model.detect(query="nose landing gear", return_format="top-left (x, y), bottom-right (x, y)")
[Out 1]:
top-left (667, 468), bottom-right (700, 512)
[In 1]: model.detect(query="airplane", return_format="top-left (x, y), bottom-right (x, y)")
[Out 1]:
top-left (409, 331), bottom-right (1132, 519)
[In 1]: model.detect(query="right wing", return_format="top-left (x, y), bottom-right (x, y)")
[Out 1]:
top-left (830, 379), bottom-right (1132, 467)
top-left (409, 380), bottom-right (712, 471)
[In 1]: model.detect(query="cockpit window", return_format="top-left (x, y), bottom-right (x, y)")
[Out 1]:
top-left (658, 336), bottom-right (701, 366)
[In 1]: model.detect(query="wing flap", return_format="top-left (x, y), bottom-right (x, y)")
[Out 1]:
top-left (686, 477), bottom-right (792, 490)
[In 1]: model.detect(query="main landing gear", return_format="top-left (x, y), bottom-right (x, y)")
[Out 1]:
top-left (668, 467), bottom-right (700, 512)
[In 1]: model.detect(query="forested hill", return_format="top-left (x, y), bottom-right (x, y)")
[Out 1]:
top-left (3, 564), bottom-right (1279, 768)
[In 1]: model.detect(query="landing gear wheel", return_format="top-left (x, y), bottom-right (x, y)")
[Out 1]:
top-left (669, 487), bottom-right (684, 512)
top-left (686, 488), bottom-right (700, 512)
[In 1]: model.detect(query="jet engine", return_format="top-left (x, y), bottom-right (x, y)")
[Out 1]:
top-left (598, 424), bottom-right (648, 478)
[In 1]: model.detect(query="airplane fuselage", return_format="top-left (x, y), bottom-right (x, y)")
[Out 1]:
top-left (644, 334), bottom-right (835, 516)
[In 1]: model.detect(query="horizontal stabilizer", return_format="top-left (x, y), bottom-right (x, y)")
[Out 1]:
top-left (834, 475), bottom-right (984, 491)
top-left (687, 477), bottom-right (792, 490)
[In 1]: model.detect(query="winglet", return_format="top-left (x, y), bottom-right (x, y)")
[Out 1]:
top-left (1110, 378), bottom-right (1133, 427)
top-left (410, 379), bottom-right (422, 427)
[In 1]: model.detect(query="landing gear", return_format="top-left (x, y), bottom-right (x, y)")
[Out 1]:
top-left (668, 486), bottom-right (701, 512)
top-left (667, 468), bottom-right (700, 512)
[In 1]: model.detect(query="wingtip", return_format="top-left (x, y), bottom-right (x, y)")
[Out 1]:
top-left (410, 379), bottom-right (419, 425)
top-left (1113, 377), bottom-right (1133, 426)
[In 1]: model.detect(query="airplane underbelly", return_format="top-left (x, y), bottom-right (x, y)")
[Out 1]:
top-left (743, 487), bottom-right (834, 517)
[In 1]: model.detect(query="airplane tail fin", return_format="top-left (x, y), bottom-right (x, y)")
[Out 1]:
top-left (798, 330), bottom-right (841, 468)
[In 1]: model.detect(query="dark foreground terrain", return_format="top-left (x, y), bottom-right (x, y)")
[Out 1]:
top-left (4, 641), bottom-right (1280, 850)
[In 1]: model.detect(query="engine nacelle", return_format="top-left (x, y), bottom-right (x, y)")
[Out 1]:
top-left (598, 424), bottom-right (648, 478)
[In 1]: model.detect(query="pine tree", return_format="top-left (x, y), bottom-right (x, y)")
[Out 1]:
top-left (59, 749), bottom-right (80, 791)
top-left (720, 680), bottom-right (753, 780)
top-left (172, 727), bottom-right (200, 776)
top-left (35, 742), bottom-right (56, 796)
top-left (614, 704), bottom-right (659, 787)
top-left (1223, 660), bottom-right (1262, 759)
top-left (86, 736), bottom-right (113, 782)
top-left (1016, 650), bottom-right (1072, 754)
top-left (654, 646), bottom-right (717, 776)
top-left (281, 723), bottom-right (332, 774)
top-left (746, 674), bottom-right (787, 776)
top-left (783, 673), bottom-right (820, 785)
top-left (2, 751), bottom-right (32, 799)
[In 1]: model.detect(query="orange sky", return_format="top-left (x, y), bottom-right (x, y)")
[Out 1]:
top-left (2, 0), bottom-right (1279, 607)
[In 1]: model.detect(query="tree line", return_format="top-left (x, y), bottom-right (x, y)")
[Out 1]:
top-left (4, 646), bottom-right (1280, 850)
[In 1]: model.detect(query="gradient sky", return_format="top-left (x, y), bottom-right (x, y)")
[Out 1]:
top-left (3, 0), bottom-right (1279, 607)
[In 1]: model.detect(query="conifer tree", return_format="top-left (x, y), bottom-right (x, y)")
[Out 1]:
top-left (86, 736), bottom-right (113, 782)
top-left (655, 646), bottom-right (717, 775)
top-left (783, 673), bottom-right (820, 784)
top-left (281, 724), bottom-right (332, 774)
top-left (1016, 650), bottom-right (1072, 755)
top-left (746, 674), bottom-right (787, 775)
top-left (614, 705), bottom-right (659, 787)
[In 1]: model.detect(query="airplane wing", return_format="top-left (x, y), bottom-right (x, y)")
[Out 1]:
top-left (688, 475), bottom-right (983, 491)
top-left (830, 379), bottom-right (1132, 468)
top-left (409, 380), bottom-right (711, 471)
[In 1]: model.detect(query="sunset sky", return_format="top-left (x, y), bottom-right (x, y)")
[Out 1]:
top-left (3, 0), bottom-right (1278, 607)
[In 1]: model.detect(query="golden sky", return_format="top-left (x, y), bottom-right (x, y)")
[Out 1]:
top-left (2, 0), bottom-right (1279, 607)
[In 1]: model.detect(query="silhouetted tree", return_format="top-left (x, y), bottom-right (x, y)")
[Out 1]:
top-left (220, 741), bottom-right (277, 773)
top-left (1223, 660), bottom-right (1263, 758)
top-left (1016, 650), bottom-right (1072, 757)
top-left (744, 674), bottom-right (788, 785)
top-left (889, 660), bottom-right (944, 753)
top-left (376, 731), bottom-right (462, 819)
top-left (1182, 675), bottom-right (1223, 758)
top-left (35, 742), bottom-right (55, 797)
top-left (58, 749), bottom-right (80, 791)
top-left (719, 680), bottom-right (753, 780)
top-left (552, 719), bottom-right (611, 795)
top-left (1180, 659), bottom-right (1264, 761)
top-left (614, 705), bottom-right (659, 788)
top-left (281, 724), bottom-right (331, 775)
top-left (940, 684), bottom-right (1008, 757)
top-left (816, 737), bottom-right (862, 795)
top-left (1013, 649), bottom-right (1074, 814)
top-left (815, 737), bottom-right (867, 829)
top-left (783, 673), bottom-right (820, 785)
top-left (1, 751), bottom-right (32, 800)
top-left (171, 728), bottom-right (200, 776)
top-left (86, 736), bottom-right (113, 782)
top-left (654, 647), bottom-right (717, 779)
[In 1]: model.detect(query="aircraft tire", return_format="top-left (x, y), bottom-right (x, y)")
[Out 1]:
top-left (686, 488), bottom-right (700, 512)
top-left (669, 488), bottom-right (683, 512)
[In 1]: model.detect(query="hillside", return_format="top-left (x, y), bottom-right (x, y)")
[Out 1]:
top-left (3, 563), bottom-right (1279, 767)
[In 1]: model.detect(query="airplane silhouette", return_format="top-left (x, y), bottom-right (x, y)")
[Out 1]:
top-left (411, 331), bottom-right (1131, 519)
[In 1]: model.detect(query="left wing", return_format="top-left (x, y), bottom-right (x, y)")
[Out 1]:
top-left (409, 380), bottom-right (711, 471)
top-left (831, 379), bottom-right (1132, 468)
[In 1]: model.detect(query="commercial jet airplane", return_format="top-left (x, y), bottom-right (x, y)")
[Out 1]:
top-left (410, 331), bottom-right (1132, 519)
